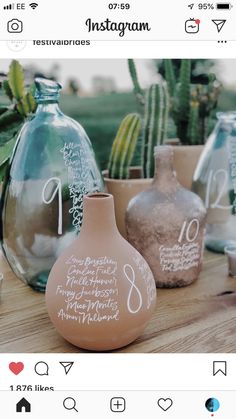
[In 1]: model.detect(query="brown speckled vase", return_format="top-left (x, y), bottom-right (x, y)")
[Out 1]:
top-left (45, 193), bottom-right (156, 351)
top-left (126, 146), bottom-right (206, 288)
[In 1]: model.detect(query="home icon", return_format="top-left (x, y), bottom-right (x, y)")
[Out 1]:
top-left (16, 397), bottom-right (31, 413)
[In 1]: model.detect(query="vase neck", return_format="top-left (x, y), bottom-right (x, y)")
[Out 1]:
top-left (34, 77), bottom-right (63, 114)
top-left (79, 194), bottom-right (119, 238)
top-left (152, 145), bottom-right (179, 190)
top-left (36, 102), bottom-right (62, 115)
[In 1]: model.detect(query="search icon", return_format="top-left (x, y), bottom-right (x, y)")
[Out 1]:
top-left (63, 397), bottom-right (78, 412)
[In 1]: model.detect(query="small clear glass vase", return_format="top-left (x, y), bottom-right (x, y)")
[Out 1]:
top-left (0, 78), bottom-right (104, 291)
top-left (193, 111), bottom-right (236, 253)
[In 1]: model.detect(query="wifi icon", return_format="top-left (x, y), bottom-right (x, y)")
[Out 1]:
top-left (29, 2), bottom-right (38, 9)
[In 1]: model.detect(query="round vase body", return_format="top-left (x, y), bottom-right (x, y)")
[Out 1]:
top-left (0, 78), bottom-right (103, 291)
top-left (126, 146), bottom-right (207, 288)
top-left (193, 112), bottom-right (236, 253)
top-left (45, 193), bottom-right (156, 351)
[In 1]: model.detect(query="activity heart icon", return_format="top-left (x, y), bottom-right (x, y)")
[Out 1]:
top-left (9, 362), bottom-right (24, 375)
top-left (157, 398), bottom-right (173, 411)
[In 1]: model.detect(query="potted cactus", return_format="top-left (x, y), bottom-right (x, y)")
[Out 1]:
top-left (104, 73), bottom-right (169, 237)
top-left (160, 59), bottom-right (221, 189)
top-left (0, 60), bottom-right (36, 185)
top-left (104, 58), bottom-right (220, 235)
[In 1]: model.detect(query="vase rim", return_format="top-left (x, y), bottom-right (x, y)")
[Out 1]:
top-left (217, 111), bottom-right (236, 120)
top-left (86, 192), bottom-right (111, 200)
top-left (35, 77), bottom-right (62, 103)
top-left (154, 145), bottom-right (173, 156)
top-left (102, 168), bottom-right (152, 183)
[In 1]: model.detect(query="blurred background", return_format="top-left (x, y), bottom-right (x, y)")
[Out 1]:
top-left (0, 59), bottom-right (236, 170)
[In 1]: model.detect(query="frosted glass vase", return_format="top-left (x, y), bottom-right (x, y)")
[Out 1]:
top-left (193, 112), bottom-right (236, 253)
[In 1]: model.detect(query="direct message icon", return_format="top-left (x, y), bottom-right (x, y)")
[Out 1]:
top-left (212, 19), bottom-right (226, 33)
top-left (213, 361), bottom-right (227, 376)
top-left (59, 362), bottom-right (74, 375)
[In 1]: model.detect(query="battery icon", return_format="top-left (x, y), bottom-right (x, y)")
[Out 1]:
top-left (216, 3), bottom-right (233, 9)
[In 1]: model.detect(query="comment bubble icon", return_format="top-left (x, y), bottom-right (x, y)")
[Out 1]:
top-left (34, 361), bottom-right (49, 376)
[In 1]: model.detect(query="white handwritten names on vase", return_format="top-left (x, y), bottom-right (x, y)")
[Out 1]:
top-left (159, 218), bottom-right (201, 273)
top-left (159, 243), bottom-right (200, 272)
top-left (56, 255), bottom-right (120, 325)
top-left (60, 142), bottom-right (98, 230)
top-left (229, 135), bottom-right (236, 212)
top-left (159, 218), bottom-right (202, 272)
top-left (132, 253), bottom-right (156, 309)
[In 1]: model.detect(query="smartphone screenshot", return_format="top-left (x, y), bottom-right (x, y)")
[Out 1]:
top-left (0, 0), bottom-right (235, 417)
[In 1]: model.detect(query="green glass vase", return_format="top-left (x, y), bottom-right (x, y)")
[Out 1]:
top-left (0, 78), bottom-right (104, 291)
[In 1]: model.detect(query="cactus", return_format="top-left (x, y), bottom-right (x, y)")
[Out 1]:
top-left (128, 59), bottom-right (144, 107)
top-left (8, 60), bottom-right (25, 101)
top-left (0, 60), bottom-right (37, 180)
top-left (178, 59), bottom-right (191, 118)
top-left (162, 59), bottom-right (220, 145)
top-left (7, 60), bottom-right (36, 117)
top-left (2, 80), bottom-right (13, 101)
top-left (128, 60), bottom-right (170, 178)
top-left (142, 83), bottom-right (169, 178)
top-left (175, 59), bottom-right (191, 144)
top-left (2, 60), bottom-right (36, 118)
top-left (164, 59), bottom-right (176, 97)
top-left (108, 113), bottom-right (142, 179)
top-left (187, 100), bottom-right (200, 145)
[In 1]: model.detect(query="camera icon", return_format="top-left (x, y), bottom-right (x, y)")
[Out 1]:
top-left (7, 19), bottom-right (23, 33)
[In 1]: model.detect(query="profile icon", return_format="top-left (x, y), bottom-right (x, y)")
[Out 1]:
top-left (205, 398), bottom-right (220, 413)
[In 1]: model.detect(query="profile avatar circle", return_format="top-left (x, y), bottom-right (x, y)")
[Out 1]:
top-left (205, 398), bottom-right (220, 413)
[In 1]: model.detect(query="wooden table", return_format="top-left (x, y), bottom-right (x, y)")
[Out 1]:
top-left (1, 250), bottom-right (236, 353)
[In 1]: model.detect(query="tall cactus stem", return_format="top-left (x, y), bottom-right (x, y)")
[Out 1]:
top-left (128, 59), bottom-right (145, 106)
top-left (142, 83), bottom-right (169, 178)
top-left (178, 59), bottom-right (191, 116)
top-left (108, 113), bottom-right (141, 179)
top-left (164, 59), bottom-right (176, 97)
top-left (188, 101), bottom-right (200, 145)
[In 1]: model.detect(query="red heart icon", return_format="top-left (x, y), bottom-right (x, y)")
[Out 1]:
top-left (9, 362), bottom-right (24, 375)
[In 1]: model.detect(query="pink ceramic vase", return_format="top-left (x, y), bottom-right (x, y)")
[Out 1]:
top-left (45, 193), bottom-right (156, 351)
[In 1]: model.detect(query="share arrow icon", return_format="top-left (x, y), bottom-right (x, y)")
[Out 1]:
top-left (212, 19), bottom-right (226, 33)
top-left (59, 362), bottom-right (74, 375)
